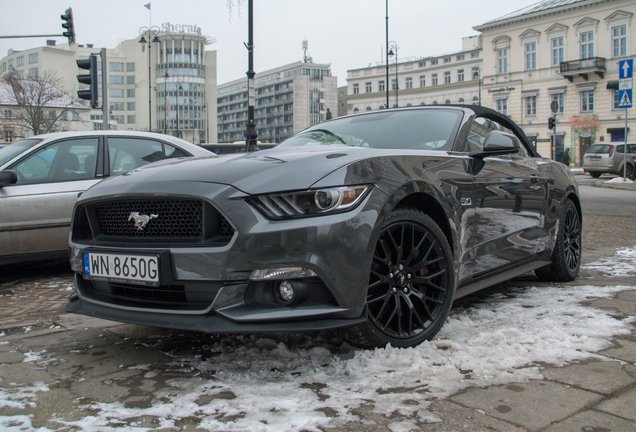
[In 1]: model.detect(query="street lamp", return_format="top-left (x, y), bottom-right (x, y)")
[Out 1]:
top-left (176, 79), bottom-right (183, 138)
top-left (139, 26), bottom-right (160, 132)
top-left (203, 102), bottom-right (209, 144)
top-left (472, 66), bottom-right (481, 106)
top-left (388, 41), bottom-right (398, 108)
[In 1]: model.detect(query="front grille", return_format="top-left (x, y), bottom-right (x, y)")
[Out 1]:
top-left (95, 198), bottom-right (203, 238)
top-left (111, 282), bottom-right (187, 304)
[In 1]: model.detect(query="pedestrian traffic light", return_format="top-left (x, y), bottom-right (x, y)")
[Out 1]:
top-left (61, 8), bottom-right (75, 45)
top-left (548, 116), bottom-right (555, 130)
top-left (77, 54), bottom-right (98, 109)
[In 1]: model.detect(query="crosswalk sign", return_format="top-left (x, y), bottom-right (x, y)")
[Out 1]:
top-left (619, 89), bottom-right (633, 108)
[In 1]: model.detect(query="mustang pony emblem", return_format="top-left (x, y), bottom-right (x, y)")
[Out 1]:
top-left (128, 212), bottom-right (159, 231)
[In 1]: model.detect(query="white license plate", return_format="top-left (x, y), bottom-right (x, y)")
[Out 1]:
top-left (83, 252), bottom-right (159, 285)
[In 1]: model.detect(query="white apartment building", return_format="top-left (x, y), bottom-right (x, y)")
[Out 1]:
top-left (217, 61), bottom-right (337, 143)
top-left (0, 23), bottom-right (217, 144)
top-left (345, 36), bottom-right (483, 113)
top-left (474, 0), bottom-right (635, 164)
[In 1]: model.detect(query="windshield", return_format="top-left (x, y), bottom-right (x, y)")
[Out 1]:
top-left (586, 144), bottom-right (612, 155)
top-left (0, 139), bottom-right (43, 166)
top-left (278, 109), bottom-right (463, 151)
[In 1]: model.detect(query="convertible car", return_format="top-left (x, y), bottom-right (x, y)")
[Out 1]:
top-left (66, 106), bottom-right (581, 349)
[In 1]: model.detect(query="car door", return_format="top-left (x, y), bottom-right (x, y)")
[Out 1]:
top-left (105, 136), bottom-right (191, 176)
top-left (466, 117), bottom-right (549, 276)
top-left (0, 136), bottom-right (103, 261)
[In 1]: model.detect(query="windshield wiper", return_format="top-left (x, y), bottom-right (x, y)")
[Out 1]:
top-left (305, 129), bottom-right (349, 145)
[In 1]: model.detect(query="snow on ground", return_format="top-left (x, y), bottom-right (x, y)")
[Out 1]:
top-left (2, 248), bottom-right (636, 431)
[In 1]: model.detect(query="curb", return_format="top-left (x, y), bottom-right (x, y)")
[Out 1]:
top-left (594, 180), bottom-right (636, 190)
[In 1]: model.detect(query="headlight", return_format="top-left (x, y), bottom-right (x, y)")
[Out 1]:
top-left (248, 185), bottom-right (371, 220)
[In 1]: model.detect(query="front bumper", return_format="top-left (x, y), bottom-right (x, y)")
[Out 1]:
top-left (67, 181), bottom-right (388, 331)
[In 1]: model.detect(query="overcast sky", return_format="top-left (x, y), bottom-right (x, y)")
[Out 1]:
top-left (1, 0), bottom-right (536, 87)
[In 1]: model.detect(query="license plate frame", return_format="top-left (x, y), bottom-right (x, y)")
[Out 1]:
top-left (83, 251), bottom-right (161, 286)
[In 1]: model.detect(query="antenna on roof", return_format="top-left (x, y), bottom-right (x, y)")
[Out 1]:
top-left (302, 40), bottom-right (313, 63)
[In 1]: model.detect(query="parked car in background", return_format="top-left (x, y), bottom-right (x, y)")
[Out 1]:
top-left (0, 131), bottom-right (211, 265)
top-left (583, 142), bottom-right (636, 178)
top-left (66, 106), bottom-right (582, 349)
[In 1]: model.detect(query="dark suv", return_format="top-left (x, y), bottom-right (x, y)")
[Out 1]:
top-left (583, 142), bottom-right (636, 178)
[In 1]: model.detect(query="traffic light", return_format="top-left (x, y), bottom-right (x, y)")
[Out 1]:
top-left (61, 8), bottom-right (75, 45)
top-left (548, 116), bottom-right (555, 130)
top-left (77, 54), bottom-right (98, 109)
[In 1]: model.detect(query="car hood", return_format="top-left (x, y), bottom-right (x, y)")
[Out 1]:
top-left (92, 146), bottom-right (386, 195)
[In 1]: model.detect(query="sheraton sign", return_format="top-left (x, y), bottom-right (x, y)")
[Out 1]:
top-left (161, 22), bottom-right (202, 34)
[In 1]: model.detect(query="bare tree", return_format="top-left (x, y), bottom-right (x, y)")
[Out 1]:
top-left (226, 0), bottom-right (244, 22)
top-left (1, 71), bottom-right (87, 139)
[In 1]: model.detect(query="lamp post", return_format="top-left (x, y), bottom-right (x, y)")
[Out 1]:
top-left (176, 79), bottom-right (183, 138)
top-left (388, 41), bottom-right (398, 108)
top-left (164, 96), bottom-right (169, 135)
top-left (385, 0), bottom-right (389, 109)
top-left (472, 66), bottom-right (481, 106)
top-left (203, 102), bottom-right (209, 144)
top-left (139, 26), bottom-right (160, 132)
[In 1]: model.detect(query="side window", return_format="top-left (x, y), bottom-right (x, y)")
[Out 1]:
top-left (165, 144), bottom-right (189, 159)
top-left (466, 117), bottom-right (530, 157)
top-left (107, 138), bottom-right (164, 175)
top-left (12, 138), bottom-right (99, 185)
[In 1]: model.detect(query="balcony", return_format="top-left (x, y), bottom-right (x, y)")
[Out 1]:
top-left (560, 57), bottom-right (605, 82)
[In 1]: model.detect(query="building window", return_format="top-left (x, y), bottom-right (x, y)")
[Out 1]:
top-left (473, 96), bottom-right (479, 103)
top-left (581, 90), bottom-right (594, 112)
top-left (458, 98), bottom-right (464, 103)
top-left (581, 32), bottom-right (594, 59)
top-left (419, 76), bottom-right (426, 87)
top-left (28, 53), bottom-right (38, 64)
top-left (5, 130), bottom-right (12, 143)
top-left (458, 69), bottom-right (464, 82)
top-left (456, 54), bottom-right (465, 61)
top-left (127, 115), bottom-right (136, 124)
top-left (110, 102), bottom-right (124, 111)
top-left (378, 80), bottom-right (385, 92)
top-left (4, 110), bottom-right (13, 118)
top-left (551, 93), bottom-right (564, 114)
top-left (110, 62), bottom-right (124, 72)
top-left (72, 112), bottom-right (80, 121)
top-left (353, 83), bottom-right (359, 94)
top-left (551, 37), bottom-right (564, 66)
top-left (16, 56), bottom-right (24, 67)
top-left (60, 111), bottom-right (68, 120)
top-left (612, 26), bottom-right (627, 57)
top-left (110, 89), bottom-right (124, 98)
top-left (471, 51), bottom-right (480, 58)
top-left (365, 82), bottom-right (372, 92)
top-left (444, 71), bottom-right (451, 84)
top-left (525, 95), bottom-right (537, 116)
top-left (127, 102), bottom-right (135, 110)
top-left (445, 99), bottom-right (451, 104)
top-left (430, 59), bottom-right (438, 65)
top-left (127, 76), bottom-right (135, 85)
top-left (126, 62), bottom-right (135, 72)
top-left (432, 73), bottom-right (438, 86)
top-left (405, 77), bottom-right (413, 89)
top-left (112, 115), bottom-right (125, 124)
top-left (28, 68), bottom-right (38, 78)
top-left (16, 70), bottom-right (24, 79)
top-left (127, 89), bottom-right (135, 97)
top-left (339, 90), bottom-right (344, 97)
top-left (525, 42), bottom-right (536, 70)
top-left (496, 98), bottom-right (508, 115)
top-left (444, 57), bottom-right (451, 63)
top-left (613, 89), bottom-right (620, 109)
top-left (418, 61), bottom-right (426, 67)
top-left (109, 75), bottom-right (124, 85)
top-left (498, 49), bottom-right (508, 74)
top-left (392, 79), bottom-right (398, 90)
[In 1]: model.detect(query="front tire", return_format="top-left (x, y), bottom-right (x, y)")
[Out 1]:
top-left (589, 172), bottom-right (602, 178)
top-left (535, 199), bottom-right (581, 282)
top-left (344, 208), bottom-right (454, 349)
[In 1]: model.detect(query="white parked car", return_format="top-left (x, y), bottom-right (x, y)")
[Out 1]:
top-left (0, 131), bottom-right (212, 265)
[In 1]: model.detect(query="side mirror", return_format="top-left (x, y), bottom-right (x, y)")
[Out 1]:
top-left (0, 170), bottom-right (17, 188)
top-left (480, 130), bottom-right (520, 155)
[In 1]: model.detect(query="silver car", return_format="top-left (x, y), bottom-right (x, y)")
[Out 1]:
top-left (0, 131), bottom-right (212, 265)
top-left (583, 142), bottom-right (636, 178)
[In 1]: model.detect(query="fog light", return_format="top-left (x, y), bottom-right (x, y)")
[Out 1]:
top-left (278, 280), bottom-right (295, 303)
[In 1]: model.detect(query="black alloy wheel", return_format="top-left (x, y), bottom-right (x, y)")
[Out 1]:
top-left (345, 208), bottom-right (454, 349)
top-left (536, 199), bottom-right (581, 282)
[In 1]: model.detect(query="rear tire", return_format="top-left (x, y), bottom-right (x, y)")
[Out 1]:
top-left (344, 208), bottom-right (454, 349)
top-left (535, 199), bottom-right (581, 282)
top-left (625, 164), bottom-right (633, 179)
top-left (589, 172), bottom-right (602, 178)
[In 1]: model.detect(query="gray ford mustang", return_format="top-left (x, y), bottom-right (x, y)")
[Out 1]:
top-left (67, 106), bottom-right (581, 349)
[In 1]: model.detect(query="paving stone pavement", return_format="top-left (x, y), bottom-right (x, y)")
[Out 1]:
top-left (0, 251), bottom-right (635, 431)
